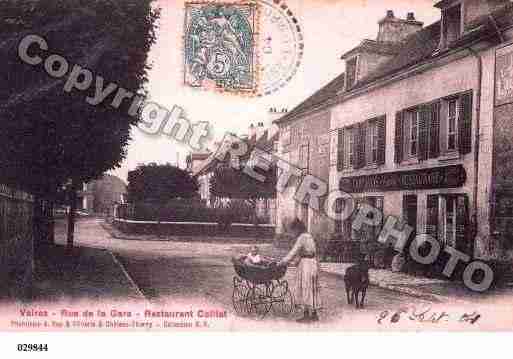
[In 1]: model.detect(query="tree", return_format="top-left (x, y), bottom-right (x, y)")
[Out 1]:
top-left (209, 159), bottom-right (277, 225)
top-left (0, 0), bottom-right (160, 250)
top-left (210, 165), bottom-right (276, 203)
top-left (127, 163), bottom-right (199, 205)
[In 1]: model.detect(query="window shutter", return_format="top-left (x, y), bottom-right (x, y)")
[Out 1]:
top-left (377, 116), bottom-right (386, 165)
top-left (429, 102), bottom-right (441, 158)
top-left (458, 92), bottom-right (473, 155)
top-left (419, 105), bottom-right (430, 161)
top-left (394, 111), bottom-right (404, 163)
top-left (330, 130), bottom-right (338, 166)
top-left (337, 128), bottom-right (345, 171)
top-left (354, 123), bottom-right (366, 169)
top-left (366, 121), bottom-right (372, 165)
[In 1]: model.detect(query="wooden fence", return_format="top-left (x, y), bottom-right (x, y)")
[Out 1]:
top-left (0, 184), bottom-right (34, 300)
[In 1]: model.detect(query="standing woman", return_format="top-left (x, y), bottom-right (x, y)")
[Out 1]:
top-left (278, 219), bottom-right (321, 323)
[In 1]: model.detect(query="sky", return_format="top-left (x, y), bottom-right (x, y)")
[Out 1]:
top-left (111, 0), bottom-right (440, 181)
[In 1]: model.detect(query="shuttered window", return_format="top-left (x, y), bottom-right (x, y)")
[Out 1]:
top-left (395, 91), bottom-right (471, 164)
top-left (430, 102), bottom-right (441, 158)
top-left (420, 102), bottom-right (441, 160)
top-left (338, 116), bottom-right (386, 171)
top-left (403, 109), bottom-right (419, 158)
top-left (419, 105), bottom-right (430, 161)
top-left (337, 128), bottom-right (345, 171)
top-left (345, 127), bottom-right (355, 169)
top-left (458, 92), bottom-right (473, 155)
top-left (354, 123), bottom-right (366, 169)
top-left (395, 111), bottom-right (404, 163)
top-left (330, 130), bottom-right (338, 166)
top-left (366, 120), bottom-right (377, 165)
top-left (447, 99), bottom-right (458, 151)
top-left (377, 116), bottom-right (386, 165)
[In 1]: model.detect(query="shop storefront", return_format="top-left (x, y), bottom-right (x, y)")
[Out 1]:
top-left (336, 165), bottom-right (472, 262)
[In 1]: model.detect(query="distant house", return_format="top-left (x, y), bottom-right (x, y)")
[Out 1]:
top-left (189, 110), bottom-right (282, 224)
top-left (76, 175), bottom-right (127, 216)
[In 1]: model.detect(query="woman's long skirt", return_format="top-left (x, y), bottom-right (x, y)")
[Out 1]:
top-left (295, 258), bottom-right (322, 310)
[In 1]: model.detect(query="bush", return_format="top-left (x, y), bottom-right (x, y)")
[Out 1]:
top-left (129, 200), bottom-right (219, 223)
top-left (120, 199), bottom-right (264, 225)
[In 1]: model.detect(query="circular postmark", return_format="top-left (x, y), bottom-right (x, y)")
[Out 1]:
top-left (257, 0), bottom-right (303, 96)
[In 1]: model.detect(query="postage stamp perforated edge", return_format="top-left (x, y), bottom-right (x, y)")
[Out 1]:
top-left (182, 0), bottom-right (261, 96)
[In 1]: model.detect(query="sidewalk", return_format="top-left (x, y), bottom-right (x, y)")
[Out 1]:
top-left (33, 244), bottom-right (145, 302)
top-left (320, 263), bottom-right (456, 303)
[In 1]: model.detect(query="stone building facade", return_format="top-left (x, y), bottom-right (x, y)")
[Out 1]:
top-left (275, 0), bottom-right (513, 260)
top-left (275, 110), bottom-right (331, 236)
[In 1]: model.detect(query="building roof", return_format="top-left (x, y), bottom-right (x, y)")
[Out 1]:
top-left (353, 20), bottom-right (442, 89)
top-left (341, 39), bottom-right (403, 59)
top-left (274, 73), bottom-right (345, 125)
top-left (274, 3), bottom-right (513, 126)
top-left (193, 130), bottom-right (278, 177)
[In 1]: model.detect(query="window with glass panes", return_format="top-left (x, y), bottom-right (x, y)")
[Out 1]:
top-left (447, 99), bottom-right (458, 151)
top-left (345, 127), bottom-right (354, 168)
top-left (368, 120), bottom-right (379, 164)
top-left (407, 110), bottom-right (419, 157)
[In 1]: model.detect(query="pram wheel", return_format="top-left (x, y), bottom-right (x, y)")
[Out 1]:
top-left (232, 277), bottom-right (250, 316)
top-left (231, 258), bottom-right (293, 319)
top-left (247, 284), bottom-right (272, 318)
top-left (271, 280), bottom-right (294, 316)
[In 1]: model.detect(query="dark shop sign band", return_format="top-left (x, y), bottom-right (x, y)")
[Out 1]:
top-left (339, 165), bottom-right (467, 193)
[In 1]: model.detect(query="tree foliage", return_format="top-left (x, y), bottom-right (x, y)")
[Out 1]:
top-left (0, 0), bottom-right (160, 197)
top-left (210, 164), bottom-right (276, 201)
top-left (127, 163), bottom-right (199, 204)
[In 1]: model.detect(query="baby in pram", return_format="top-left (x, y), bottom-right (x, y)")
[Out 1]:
top-left (242, 246), bottom-right (274, 267)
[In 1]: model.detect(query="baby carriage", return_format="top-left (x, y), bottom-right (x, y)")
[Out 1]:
top-left (231, 257), bottom-right (294, 318)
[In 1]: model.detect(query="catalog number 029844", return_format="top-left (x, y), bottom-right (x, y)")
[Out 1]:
top-left (17, 344), bottom-right (48, 352)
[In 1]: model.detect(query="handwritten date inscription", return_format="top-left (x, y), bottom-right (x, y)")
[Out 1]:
top-left (377, 307), bottom-right (481, 325)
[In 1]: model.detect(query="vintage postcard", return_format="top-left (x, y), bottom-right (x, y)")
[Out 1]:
top-left (3, 0), bottom-right (513, 353)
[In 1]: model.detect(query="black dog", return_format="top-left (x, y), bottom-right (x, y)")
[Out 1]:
top-left (344, 261), bottom-right (369, 308)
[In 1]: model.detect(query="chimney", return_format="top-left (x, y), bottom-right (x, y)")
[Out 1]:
top-left (377, 10), bottom-right (423, 43)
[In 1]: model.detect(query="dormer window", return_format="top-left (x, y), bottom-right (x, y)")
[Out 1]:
top-left (441, 4), bottom-right (462, 48)
top-left (346, 56), bottom-right (358, 88)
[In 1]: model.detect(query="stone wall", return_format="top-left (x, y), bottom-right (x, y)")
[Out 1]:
top-left (0, 184), bottom-right (34, 300)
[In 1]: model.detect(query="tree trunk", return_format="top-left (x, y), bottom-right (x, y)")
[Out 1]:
top-left (66, 181), bottom-right (78, 252)
top-left (47, 201), bottom-right (55, 244)
top-left (157, 203), bottom-right (164, 238)
top-left (33, 196), bottom-right (43, 257)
